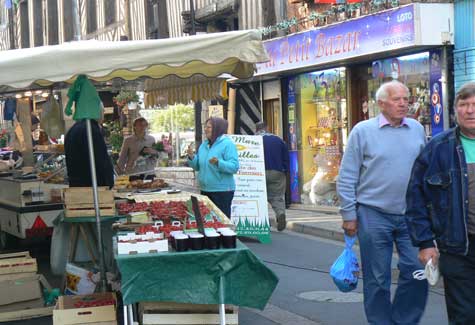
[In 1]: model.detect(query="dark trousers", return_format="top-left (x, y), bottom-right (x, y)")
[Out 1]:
top-left (439, 236), bottom-right (475, 325)
top-left (201, 191), bottom-right (234, 219)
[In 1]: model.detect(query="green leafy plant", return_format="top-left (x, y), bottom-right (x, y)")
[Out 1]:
top-left (106, 122), bottom-right (124, 153)
top-left (113, 90), bottom-right (139, 108)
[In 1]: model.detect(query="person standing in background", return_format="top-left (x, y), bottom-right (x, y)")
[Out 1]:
top-left (256, 121), bottom-right (289, 231)
top-left (337, 80), bottom-right (428, 324)
top-left (65, 118), bottom-right (114, 188)
top-left (117, 117), bottom-right (158, 178)
top-left (187, 117), bottom-right (239, 218)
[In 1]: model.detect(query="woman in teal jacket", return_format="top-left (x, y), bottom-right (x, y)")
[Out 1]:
top-left (187, 117), bottom-right (239, 218)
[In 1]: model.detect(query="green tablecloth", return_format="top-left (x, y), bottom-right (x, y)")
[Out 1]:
top-left (115, 241), bottom-right (278, 310)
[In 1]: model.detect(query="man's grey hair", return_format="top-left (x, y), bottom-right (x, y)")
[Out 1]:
top-left (375, 80), bottom-right (409, 102)
top-left (255, 121), bottom-right (267, 132)
top-left (453, 82), bottom-right (475, 123)
top-left (454, 82), bottom-right (475, 107)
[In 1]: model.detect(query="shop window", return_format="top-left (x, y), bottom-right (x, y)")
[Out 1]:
top-left (104, 0), bottom-right (116, 26)
top-left (20, 1), bottom-right (29, 48)
top-left (33, 0), bottom-right (44, 46)
top-left (87, 0), bottom-right (97, 34)
top-left (366, 52), bottom-right (432, 136)
top-left (62, 0), bottom-right (74, 41)
top-left (288, 68), bottom-right (348, 207)
top-left (47, 0), bottom-right (59, 45)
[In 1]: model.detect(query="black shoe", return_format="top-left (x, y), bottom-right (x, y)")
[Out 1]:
top-left (277, 214), bottom-right (286, 231)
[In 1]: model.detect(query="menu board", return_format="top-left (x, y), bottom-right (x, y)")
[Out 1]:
top-left (229, 135), bottom-right (271, 243)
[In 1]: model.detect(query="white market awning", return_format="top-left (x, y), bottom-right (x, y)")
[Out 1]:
top-left (0, 30), bottom-right (268, 89)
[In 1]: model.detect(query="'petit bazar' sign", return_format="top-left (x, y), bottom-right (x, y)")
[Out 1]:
top-left (256, 5), bottom-right (415, 75)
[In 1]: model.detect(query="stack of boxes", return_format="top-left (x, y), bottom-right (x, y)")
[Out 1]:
top-left (0, 251), bottom-right (49, 313)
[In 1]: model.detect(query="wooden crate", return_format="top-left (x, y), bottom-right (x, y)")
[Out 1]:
top-left (0, 274), bottom-right (53, 323)
top-left (0, 251), bottom-right (37, 275)
top-left (53, 292), bottom-right (117, 325)
top-left (131, 192), bottom-right (231, 225)
top-left (139, 302), bottom-right (238, 325)
top-left (64, 187), bottom-right (116, 218)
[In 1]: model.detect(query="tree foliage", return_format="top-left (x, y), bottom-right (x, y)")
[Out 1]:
top-left (148, 104), bottom-right (195, 133)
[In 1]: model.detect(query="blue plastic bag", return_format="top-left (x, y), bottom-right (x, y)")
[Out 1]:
top-left (330, 235), bottom-right (360, 292)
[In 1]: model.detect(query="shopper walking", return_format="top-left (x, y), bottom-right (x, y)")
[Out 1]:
top-left (187, 117), bottom-right (239, 218)
top-left (406, 81), bottom-right (475, 324)
top-left (337, 80), bottom-right (428, 324)
top-left (256, 121), bottom-right (289, 231)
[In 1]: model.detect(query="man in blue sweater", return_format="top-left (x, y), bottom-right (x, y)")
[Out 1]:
top-left (337, 80), bottom-right (428, 324)
top-left (256, 122), bottom-right (289, 231)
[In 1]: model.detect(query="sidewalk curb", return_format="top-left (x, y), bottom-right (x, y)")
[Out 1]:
top-left (288, 222), bottom-right (345, 243)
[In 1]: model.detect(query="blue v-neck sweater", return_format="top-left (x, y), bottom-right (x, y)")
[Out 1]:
top-left (337, 115), bottom-right (426, 221)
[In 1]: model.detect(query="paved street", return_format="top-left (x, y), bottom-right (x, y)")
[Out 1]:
top-left (240, 230), bottom-right (447, 325)
top-left (6, 223), bottom-right (448, 325)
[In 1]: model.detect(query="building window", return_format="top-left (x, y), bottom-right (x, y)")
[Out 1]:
top-left (87, 0), bottom-right (97, 34)
top-left (20, 1), bottom-right (29, 48)
top-left (146, 0), bottom-right (168, 39)
top-left (0, 3), bottom-right (7, 27)
top-left (62, 0), bottom-right (74, 41)
top-left (47, 0), bottom-right (59, 45)
top-left (33, 0), bottom-right (44, 46)
top-left (104, 0), bottom-right (116, 26)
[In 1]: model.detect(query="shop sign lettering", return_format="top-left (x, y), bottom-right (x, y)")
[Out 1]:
top-left (257, 4), bottom-right (415, 75)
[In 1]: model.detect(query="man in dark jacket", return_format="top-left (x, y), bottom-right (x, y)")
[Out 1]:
top-left (256, 122), bottom-right (289, 231)
top-left (65, 119), bottom-right (114, 188)
top-left (406, 81), bottom-right (475, 324)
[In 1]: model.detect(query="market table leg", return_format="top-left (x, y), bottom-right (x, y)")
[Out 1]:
top-left (79, 224), bottom-right (97, 265)
top-left (69, 224), bottom-right (79, 262)
top-left (61, 224), bottom-right (79, 291)
top-left (219, 275), bottom-right (226, 325)
top-left (123, 304), bottom-right (128, 325)
top-left (127, 304), bottom-right (134, 325)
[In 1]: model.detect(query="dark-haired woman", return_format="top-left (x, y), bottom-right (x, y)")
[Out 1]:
top-left (187, 117), bottom-right (239, 218)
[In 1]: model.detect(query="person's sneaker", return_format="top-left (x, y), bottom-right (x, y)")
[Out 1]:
top-left (277, 214), bottom-right (286, 231)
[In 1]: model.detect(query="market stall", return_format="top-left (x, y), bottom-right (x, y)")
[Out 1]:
top-left (0, 30), bottom-right (272, 325)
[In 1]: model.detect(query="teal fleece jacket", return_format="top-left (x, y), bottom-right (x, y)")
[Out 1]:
top-left (188, 135), bottom-right (239, 192)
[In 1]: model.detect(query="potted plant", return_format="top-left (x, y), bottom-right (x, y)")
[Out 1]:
top-left (113, 90), bottom-right (139, 110)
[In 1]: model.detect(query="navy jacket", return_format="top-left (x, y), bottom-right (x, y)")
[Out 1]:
top-left (261, 133), bottom-right (289, 172)
top-left (65, 120), bottom-right (115, 189)
top-left (406, 127), bottom-right (470, 255)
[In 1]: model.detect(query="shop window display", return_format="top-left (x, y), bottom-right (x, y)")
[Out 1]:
top-left (289, 68), bottom-right (348, 207)
top-left (367, 52), bottom-right (433, 136)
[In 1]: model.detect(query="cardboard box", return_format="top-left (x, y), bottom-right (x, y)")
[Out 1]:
top-left (0, 251), bottom-right (37, 275)
top-left (0, 275), bottom-right (42, 306)
top-left (53, 292), bottom-right (117, 325)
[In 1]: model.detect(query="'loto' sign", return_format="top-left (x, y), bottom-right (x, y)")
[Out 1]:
top-left (256, 4), bottom-right (415, 76)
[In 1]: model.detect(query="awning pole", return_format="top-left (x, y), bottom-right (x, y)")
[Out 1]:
top-left (86, 120), bottom-right (108, 292)
top-left (72, 0), bottom-right (107, 292)
top-left (227, 87), bottom-right (237, 134)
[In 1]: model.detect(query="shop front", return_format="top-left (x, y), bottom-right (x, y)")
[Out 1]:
top-left (253, 3), bottom-right (454, 207)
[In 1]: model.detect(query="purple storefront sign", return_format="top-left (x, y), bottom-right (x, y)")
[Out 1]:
top-left (257, 5), bottom-right (415, 75)
top-left (429, 49), bottom-right (444, 136)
